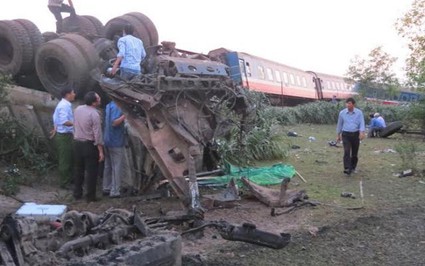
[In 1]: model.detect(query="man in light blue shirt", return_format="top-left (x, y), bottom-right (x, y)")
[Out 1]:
top-left (52, 86), bottom-right (75, 188)
top-left (368, 113), bottom-right (386, 137)
top-left (110, 23), bottom-right (146, 80)
top-left (336, 98), bottom-right (365, 175)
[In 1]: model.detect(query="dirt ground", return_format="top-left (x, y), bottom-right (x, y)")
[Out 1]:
top-left (1, 124), bottom-right (425, 265)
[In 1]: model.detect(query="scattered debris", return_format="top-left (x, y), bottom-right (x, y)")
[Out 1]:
top-left (296, 170), bottom-right (308, 183)
top-left (241, 177), bottom-right (307, 207)
top-left (328, 140), bottom-right (339, 147)
top-left (287, 131), bottom-right (298, 137)
top-left (308, 136), bottom-right (316, 142)
top-left (341, 192), bottom-right (356, 199)
top-left (182, 220), bottom-right (291, 249)
top-left (203, 178), bottom-right (240, 209)
top-left (374, 148), bottom-right (397, 154)
top-left (398, 169), bottom-right (414, 178)
top-left (291, 145), bottom-right (301, 149)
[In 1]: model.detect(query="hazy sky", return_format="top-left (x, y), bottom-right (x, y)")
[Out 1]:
top-left (0, 0), bottom-right (414, 77)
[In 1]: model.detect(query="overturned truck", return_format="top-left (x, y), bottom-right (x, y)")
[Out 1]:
top-left (0, 12), bottom-right (251, 209)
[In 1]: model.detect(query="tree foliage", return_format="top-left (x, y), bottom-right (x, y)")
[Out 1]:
top-left (346, 46), bottom-right (400, 97)
top-left (395, 0), bottom-right (425, 90)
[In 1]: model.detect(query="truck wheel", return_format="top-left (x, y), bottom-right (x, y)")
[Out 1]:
top-left (105, 15), bottom-right (152, 47)
top-left (35, 38), bottom-right (92, 99)
top-left (42, 31), bottom-right (59, 42)
top-left (13, 19), bottom-right (43, 71)
top-left (93, 38), bottom-right (117, 60)
top-left (0, 20), bottom-right (33, 76)
top-left (380, 121), bottom-right (403, 138)
top-left (62, 15), bottom-right (97, 36)
top-left (124, 12), bottom-right (158, 45)
top-left (81, 15), bottom-right (105, 36)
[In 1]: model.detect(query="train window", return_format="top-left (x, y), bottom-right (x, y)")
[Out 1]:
top-left (289, 73), bottom-right (295, 85)
top-left (332, 82), bottom-right (336, 90)
top-left (275, 70), bottom-right (281, 83)
top-left (282, 72), bottom-right (289, 84)
top-left (266, 68), bottom-right (273, 81)
top-left (336, 83), bottom-right (340, 90)
top-left (326, 81), bottom-right (331, 90)
top-left (302, 77), bottom-right (307, 87)
top-left (296, 75), bottom-right (301, 86)
top-left (246, 62), bottom-right (252, 76)
top-left (257, 66), bottom-right (265, 79)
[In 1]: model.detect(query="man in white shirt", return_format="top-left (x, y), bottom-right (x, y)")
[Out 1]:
top-left (52, 86), bottom-right (75, 188)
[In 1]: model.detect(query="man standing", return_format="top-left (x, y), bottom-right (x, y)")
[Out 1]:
top-left (52, 86), bottom-right (75, 188)
top-left (47, 0), bottom-right (76, 33)
top-left (336, 98), bottom-right (365, 175)
top-left (110, 24), bottom-right (146, 80)
top-left (102, 101), bottom-right (126, 198)
top-left (73, 92), bottom-right (104, 202)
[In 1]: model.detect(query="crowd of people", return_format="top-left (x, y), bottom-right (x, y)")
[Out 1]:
top-left (51, 23), bottom-right (145, 202)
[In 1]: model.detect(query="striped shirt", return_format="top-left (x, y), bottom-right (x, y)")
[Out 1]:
top-left (117, 35), bottom-right (146, 72)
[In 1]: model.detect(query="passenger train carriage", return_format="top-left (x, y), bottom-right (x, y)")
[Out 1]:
top-left (209, 48), bottom-right (357, 106)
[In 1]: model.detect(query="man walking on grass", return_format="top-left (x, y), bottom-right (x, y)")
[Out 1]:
top-left (336, 98), bottom-right (365, 176)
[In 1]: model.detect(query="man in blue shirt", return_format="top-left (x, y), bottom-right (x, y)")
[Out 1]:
top-left (336, 98), bottom-right (365, 175)
top-left (52, 86), bottom-right (75, 188)
top-left (102, 101), bottom-right (126, 198)
top-left (368, 113), bottom-right (386, 137)
top-left (110, 23), bottom-right (146, 80)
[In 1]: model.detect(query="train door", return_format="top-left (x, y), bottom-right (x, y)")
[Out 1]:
top-left (225, 52), bottom-right (243, 85)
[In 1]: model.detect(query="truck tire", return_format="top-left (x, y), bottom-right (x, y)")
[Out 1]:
top-left (93, 38), bottom-right (117, 60)
top-left (35, 38), bottom-right (92, 99)
top-left (59, 34), bottom-right (99, 69)
top-left (380, 121), bottom-right (403, 138)
top-left (0, 20), bottom-right (33, 76)
top-left (42, 31), bottom-right (59, 42)
top-left (125, 12), bottom-right (159, 45)
top-left (13, 19), bottom-right (43, 71)
top-left (104, 15), bottom-right (152, 47)
top-left (81, 15), bottom-right (105, 36)
top-left (62, 15), bottom-right (97, 36)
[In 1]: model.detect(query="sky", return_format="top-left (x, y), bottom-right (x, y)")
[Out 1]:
top-left (0, 0), bottom-right (414, 78)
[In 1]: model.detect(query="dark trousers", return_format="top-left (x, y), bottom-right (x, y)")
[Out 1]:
top-left (54, 133), bottom-right (73, 188)
top-left (48, 4), bottom-right (76, 33)
top-left (73, 140), bottom-right (99, 201)
top-left (342, 131), bottom-right (360, 171)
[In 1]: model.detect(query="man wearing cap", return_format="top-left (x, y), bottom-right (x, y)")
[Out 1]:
top-left (369, 113), bottom-right (386, 137)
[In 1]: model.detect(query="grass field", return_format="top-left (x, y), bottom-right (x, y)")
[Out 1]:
top-left (185, 123), bottom-right (425, 266)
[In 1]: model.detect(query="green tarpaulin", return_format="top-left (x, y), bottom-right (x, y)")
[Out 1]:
top-left (200, 163), bottom-right (296, 186)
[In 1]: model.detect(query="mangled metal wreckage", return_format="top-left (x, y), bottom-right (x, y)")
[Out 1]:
top-left (99, 46), bottom-right (251, 210)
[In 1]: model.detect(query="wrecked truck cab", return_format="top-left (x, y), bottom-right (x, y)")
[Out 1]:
top-left (98, 47), bottom-right (252, 209)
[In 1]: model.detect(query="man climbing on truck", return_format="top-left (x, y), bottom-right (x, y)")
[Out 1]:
top-left (47, 0), bottom-right (76, 33)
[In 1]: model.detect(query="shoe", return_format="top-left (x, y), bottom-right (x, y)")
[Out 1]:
top-left (109, 194), bottom-right (121, 199)
top-left (343, 169), bottom-right (351, 176)
top-left (102, 190), bottom-right (111, 196)
top-left (352, 169), bottom-right (358, 174)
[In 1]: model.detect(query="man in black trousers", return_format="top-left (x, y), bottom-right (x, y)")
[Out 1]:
top-left (336, 98), bottom-right (365, 176)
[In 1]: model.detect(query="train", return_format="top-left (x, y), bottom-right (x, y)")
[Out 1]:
top-left (208, 48), bottom-right (357, 106)
top-left (208, 48), bottom-right (425, 106)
